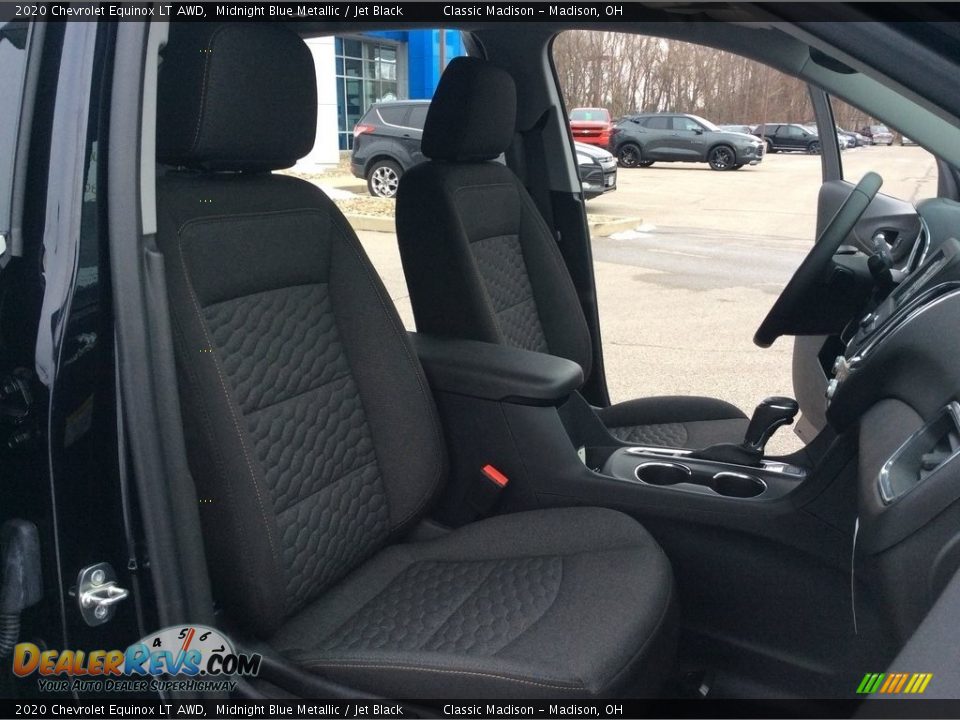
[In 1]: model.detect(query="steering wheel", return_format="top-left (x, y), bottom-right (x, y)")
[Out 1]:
top-left (754, 172), bottom-right (884, 348)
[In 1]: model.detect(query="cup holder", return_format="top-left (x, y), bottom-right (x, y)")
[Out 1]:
top-left (635, 462), bottom-right (693, 486)
top-left (709, 471), bottom-right (766, 498)
top-left (634, 462), bottom-right (766, 498)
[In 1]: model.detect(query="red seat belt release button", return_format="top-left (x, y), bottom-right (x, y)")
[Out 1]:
top-left (481, 464), bottom-right (510, 488)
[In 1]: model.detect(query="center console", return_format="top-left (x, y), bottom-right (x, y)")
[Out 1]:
top-left (601, 445), bottom-right (805, 501)
top-left (410, 332), bottom-right (816, 534)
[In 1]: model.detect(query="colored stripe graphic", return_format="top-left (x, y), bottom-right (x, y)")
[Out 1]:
top-left (880, 674), bottom-right (898, 693)
top-left (856, 672), bottom-right (932, 694)
top-left (904, 674), bottom-right (920, 693)
top-left (857, 673), bottom-right (885, 694)
top-left (894, 673), bottom-right (909, 693)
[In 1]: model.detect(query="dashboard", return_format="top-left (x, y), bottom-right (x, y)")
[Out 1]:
top-left (819, 198), bottom-right (960, 641)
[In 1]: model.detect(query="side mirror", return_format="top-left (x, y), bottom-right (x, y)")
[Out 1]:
top-left (693, 128), bottom-right (704, 135)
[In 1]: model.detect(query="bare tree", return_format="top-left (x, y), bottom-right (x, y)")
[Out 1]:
top-left (553, 30), bottom-right (881, 131)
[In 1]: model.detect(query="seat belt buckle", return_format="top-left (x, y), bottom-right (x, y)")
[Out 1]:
top-left (468, 464), bottom-right (510, 516)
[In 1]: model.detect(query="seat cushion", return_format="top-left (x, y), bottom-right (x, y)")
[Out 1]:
top-left (600, 396), bottom-right (749, 449)
top-left (271, 507), bottom-right (675, 698)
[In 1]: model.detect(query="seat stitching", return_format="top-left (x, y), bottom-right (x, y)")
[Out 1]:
top-left (327, 209), bottom-right (445, 529)
top-left (493, 294), bottom-right (539, 315)
top-left (202, 280), bottom-right (329, 313)
top-left (467, 232), bottom-right (522, 246)
top-left (176, 232), bottom-right (282, 577)
top-left (274, 458), bottom-right (379, 516)
top-left (243, 371), bottom-right (352, 417)
top-left (299, 661), bottom-right (583, 690)
top-left (515, 182), bottom-right (592, 368)
top-left (189, 26), bottom-right (228, 154)
top-left (175, 202), bottom-right (442, 530)
top-left (417, 563), bottom-right (500, 649)
top-left (491, 556), bottom-right (565, 659)
top-left (314, 558), bottom-right (415, 644)
top-left (176, 207), bottom-right (328, 237)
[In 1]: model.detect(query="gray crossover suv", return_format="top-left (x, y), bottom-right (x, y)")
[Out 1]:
top-left (611, 112), bottom-right (765, 170)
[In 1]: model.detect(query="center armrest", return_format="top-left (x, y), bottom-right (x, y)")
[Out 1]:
top-left (409, 333), bottom-right (584, 405)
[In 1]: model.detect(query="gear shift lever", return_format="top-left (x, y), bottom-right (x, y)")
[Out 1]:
top-left (689, 396), bottom-right (799, 467)
top-left (743, 396), bottom-right (800, 453)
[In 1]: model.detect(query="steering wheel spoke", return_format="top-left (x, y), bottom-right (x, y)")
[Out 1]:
top-left (754, 173), bottom-right (883, 348)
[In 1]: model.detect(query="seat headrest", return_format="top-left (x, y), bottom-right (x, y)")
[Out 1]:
top-left (422, 57), bottom-right (517, 162)
top-left (157, 24), bottom-right (317, 171)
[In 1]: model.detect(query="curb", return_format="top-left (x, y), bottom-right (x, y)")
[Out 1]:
top-left (343, 214), bottom-right (396, 233)
top-left (343, 213), bottom-right (644, 237)
top-left (588, 216), bottom-right (644, 236)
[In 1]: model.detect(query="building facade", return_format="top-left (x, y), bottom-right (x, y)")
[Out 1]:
top-left (296, 29), bottom-right (464, 171)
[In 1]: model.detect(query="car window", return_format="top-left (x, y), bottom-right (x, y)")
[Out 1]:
top-left (644, 116), bottom-right (670, 130)
top-left (673, 117), bottom-right (703, 132)
top-left (407, 105), bottom-right (429, 130)
top-left (571, 108), bottom-right (608, 122)
top-left (377, 105), bottom-right (408, 125)
top-left (0, 22), bottom-right (30, 260)
top-left (781, 125), bottom-right (806, 138)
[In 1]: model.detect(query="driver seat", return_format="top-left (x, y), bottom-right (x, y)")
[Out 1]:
top-left (396, 58), bottom-right (749, 449)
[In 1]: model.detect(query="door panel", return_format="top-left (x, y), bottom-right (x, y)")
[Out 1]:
top-left (667, 116), bottom-right (707, 160)
top-left (641, 117), bottom-right (672, 159)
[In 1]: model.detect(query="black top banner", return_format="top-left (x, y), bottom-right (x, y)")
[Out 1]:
top-left (2, 1), bottom-right (959, 23)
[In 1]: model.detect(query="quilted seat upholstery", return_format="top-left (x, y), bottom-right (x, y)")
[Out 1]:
top-left (273, 508), bottom-right (674, 698)
top-left (155, 23), bottom-right (676, 699)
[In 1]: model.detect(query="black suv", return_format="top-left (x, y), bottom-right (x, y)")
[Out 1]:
top-left (754, 123), bottom-right (823, 154)
top-left (610, 113), bottom-right (764, 170)
top-left (351, 100), bottom-right (430, 198)
top-left (351, 100), bottom-right (616, 199)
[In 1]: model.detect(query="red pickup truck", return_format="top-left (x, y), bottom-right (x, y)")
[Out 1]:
top-left (569, 107), bottom-right (612, 148)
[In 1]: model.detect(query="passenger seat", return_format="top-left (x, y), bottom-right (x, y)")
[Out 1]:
top-left (396, 57), bottom-right (750, 450)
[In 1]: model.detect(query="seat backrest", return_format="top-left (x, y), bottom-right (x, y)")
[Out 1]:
top-left (396, 57), bottom-right (594, 380)
top-left (155, 24), bottom-right (445, 638)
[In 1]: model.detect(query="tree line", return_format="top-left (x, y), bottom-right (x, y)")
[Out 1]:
top-left (553, 30), bottom-right (878, 131)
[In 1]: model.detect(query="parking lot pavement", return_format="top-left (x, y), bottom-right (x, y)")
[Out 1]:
top-left (589, 144), bottom-right (938, 239)
top-left (355, 145), bottom-right (937, 454)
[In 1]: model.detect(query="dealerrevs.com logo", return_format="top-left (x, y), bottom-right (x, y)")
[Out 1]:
top-left (12, 625), bottom-right (261, 693)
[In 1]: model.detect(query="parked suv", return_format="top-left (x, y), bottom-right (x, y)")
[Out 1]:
top-left (861, 124), bottom-right (895, 145)
top-left (351, 100), bottom-right (430, 198)
top-left (610, 113), bottom-right (764, 170)
top-left (569, 107), bottom-right (612, 148)
top-left (352, 100), bottom-right (616, 199)
top-left (754, 123), bottom-right (823, 154)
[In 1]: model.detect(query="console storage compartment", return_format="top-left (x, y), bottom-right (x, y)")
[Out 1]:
top-left (603, 446), bottom-right (803, 501)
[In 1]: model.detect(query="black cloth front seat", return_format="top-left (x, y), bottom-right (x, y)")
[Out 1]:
top-left (396, 57), bottom-right (749, 450)
top-left (155, 24), bottom-right (675, 698)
